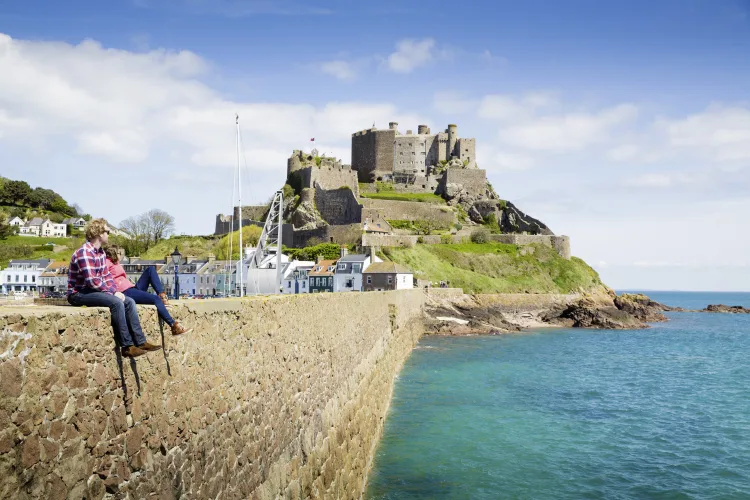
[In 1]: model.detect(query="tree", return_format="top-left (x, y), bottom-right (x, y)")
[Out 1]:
top-left (413, 219), bottom-right (444, 235)
top-left (119, 215), bottom-right (151, 255)
top-left (2, 180), bottom-right (32, 206)
top-left (470, 227), bottom-right (490, 244)
top-left (0, 220), bottom-right (17, 240)
top-left (144, 209), bottom-right (175, 245)
top-left (28, 188), bottom-right (58, 210)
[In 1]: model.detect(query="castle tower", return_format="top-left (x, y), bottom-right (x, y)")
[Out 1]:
top-left (418, 124), bottom-right (429, 135)
top-left (389, 122), bottom-right (399, 132)
top-left (447, 124), bottom-right (458, 158)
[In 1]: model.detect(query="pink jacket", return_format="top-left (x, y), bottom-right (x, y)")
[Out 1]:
top-left (106, 258), bottom-right (134, 293)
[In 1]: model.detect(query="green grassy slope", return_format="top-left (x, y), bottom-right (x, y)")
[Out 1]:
top-left (385, 242), bottom-right (602, 294)
top-left (0, 235), bottom-right (84, 268)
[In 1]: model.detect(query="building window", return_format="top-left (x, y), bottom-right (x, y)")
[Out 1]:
top-left (353, 264), bottom-right (361, 273)
top-left (388, 276), bottom-right (393, 285)
top-left (367, 276), bottom-right (372, 284)
top-left (328, 277), bottom-right (332, 287)
top-left (32, 276), bottom-right (35, 283)
top-left (338, 264), bottom-right (346, 271)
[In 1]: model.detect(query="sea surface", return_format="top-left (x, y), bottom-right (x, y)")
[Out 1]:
top-left (366, 291), bottom-right (750, 499)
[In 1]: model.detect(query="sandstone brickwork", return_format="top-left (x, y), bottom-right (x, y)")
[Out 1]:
top-left (0, 290), bottom-right (445, 499)
top-left (359, 199), bottom-right (456, 225)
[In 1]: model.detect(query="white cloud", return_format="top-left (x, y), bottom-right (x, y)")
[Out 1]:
top-left (319, 60), bottom-right (357, 81)
top-left (499, 104), bottom-right (638, 151)
top-left (659, 104), bottom-right (750, 161)
top-left (0, 32), bottom-right (422, 233)
top-left (478, 92), bottom-right (557, 122)
top-left (490, 152), bottom-right (535, 171)
top-left (386, 38), bottom-right (437, 73)
top-left (623, 173), bottom-right (673, 188)
top-left (607, 144), bottom-right (641, 161)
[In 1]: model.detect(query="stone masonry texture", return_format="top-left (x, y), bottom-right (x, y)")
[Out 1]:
top-left (359, 199), bottom-right (456, 225)
top-left (0, 290), bottom-right (449, 499)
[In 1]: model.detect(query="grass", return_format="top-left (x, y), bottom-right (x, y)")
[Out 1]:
top-left (385, 242), bottom-right (602, 294)
top-left (0, 235), bottom-right (84, 268)
top-left (359, 191), bottom-right (446, 204)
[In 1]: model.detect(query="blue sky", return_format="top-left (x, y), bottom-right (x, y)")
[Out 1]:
top-left (1, 0), bottom-right (749, 290)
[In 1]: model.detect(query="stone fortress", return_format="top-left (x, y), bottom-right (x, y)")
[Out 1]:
top-left (352, 122), bottom-right (476, 190)
top-left (215, 122), bottom-right (571, 259)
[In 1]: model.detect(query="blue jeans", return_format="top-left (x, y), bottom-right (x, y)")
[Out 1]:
top-left (123, 267), bottom-right (175, 326)
top-left (68, 289), bottom-right (147, 348)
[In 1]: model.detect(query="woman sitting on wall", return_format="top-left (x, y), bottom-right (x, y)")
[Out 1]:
top-left (103, 245), bottom-right (191, 336)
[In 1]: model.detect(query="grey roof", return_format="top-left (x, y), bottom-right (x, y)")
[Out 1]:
top-left (9, 259), bottom-right (52, 265)
top-left (26, 217), bottom-right (45, 226)
top-left (338, 254), bottom-right (368, 262)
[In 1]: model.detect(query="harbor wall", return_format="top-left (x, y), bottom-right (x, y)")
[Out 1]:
top-left (0, 290), bottom-right (442, 499)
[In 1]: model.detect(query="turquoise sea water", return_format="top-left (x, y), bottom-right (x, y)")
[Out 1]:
top-left (366, 292), bottom-right (750, 499)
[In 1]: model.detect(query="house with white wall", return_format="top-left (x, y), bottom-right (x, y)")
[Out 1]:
top-left (0, 259), bottom-right (51, 293)
top-left (40, 219), bottom-right (67, 238)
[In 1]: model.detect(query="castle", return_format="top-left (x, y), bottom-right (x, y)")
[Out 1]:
top-left (214, 121), bottom-right (569, 258)
top-left (351, 122), bottom-right (476, 189)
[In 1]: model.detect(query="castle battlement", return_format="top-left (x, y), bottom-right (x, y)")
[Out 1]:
top-left (350, 122), bottom-right (477, 183)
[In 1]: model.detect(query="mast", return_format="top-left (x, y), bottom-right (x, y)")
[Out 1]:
top-left (236, 113), bottom-right (244, 297)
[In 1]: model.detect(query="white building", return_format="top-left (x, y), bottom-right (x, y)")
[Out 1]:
top-left (281, 260), bottom-right (315, 294)
top-left (0, 259), bottom-right (51, 293)
top-left (38, 261), bottom-right (69, 294)
top-left (333, 254), bottom-right (371, 292)
top-left (62, 217), bottom-right (86, 231)
top-left (7, 216), bottom-right (25, 227)
top-left (40, 219), bottom-right (66, 238)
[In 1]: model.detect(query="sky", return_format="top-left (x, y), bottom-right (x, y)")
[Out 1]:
top-left (1, 0), bottom-right (749, 291)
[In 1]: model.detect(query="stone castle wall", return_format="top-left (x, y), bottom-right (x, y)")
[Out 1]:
top-left (441, 168), bottom-right (487, 196)
top-left (281, 223), bottom-right (363, 248)
top-left (359, 199), bottom-right (456, 225)
top-left (351, 129), bottom-right (394, 182)
top-left (490, 234), bottom-right (571, 259)
top-left (362, 234), bottom-right (442, 248)
top-left (314, 185), bottom-right (362, 226)
top-left (0, 290), bottom-right (452, 499)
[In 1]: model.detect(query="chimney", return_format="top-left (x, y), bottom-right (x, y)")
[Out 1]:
top-left (340, 245), bottom-right (348, 258)
top-left (207, 253), bottom-right (216, 263)
top-left (316, 255), bottom-right (324, 264)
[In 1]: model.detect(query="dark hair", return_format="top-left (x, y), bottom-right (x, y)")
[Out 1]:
top-left (103, 244), bottom-right (120, 263)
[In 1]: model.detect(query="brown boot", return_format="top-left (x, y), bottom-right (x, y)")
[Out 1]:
top-left (171, 322), bottom-right (191, 336)
top-left (121, 345), bottom-right (147, 358)
top-left (158, 292), bottom-right (169, 305)
top-left (137, 341), bottom-right (162, 352)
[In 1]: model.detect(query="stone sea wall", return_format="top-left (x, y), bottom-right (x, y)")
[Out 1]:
top-left (0, 290), bottom-right (442, 499)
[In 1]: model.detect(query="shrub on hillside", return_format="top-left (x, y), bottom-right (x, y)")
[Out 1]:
top-left (470, 227), bottom-right (490, 244)
top-left (440, 234), bottom-right (453, 244)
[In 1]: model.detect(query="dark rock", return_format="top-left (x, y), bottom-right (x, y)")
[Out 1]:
top-left (613, 293), bottom-right (669, 322)
top-left (499, 201), bottom-right (554, 235)
top-left (552, 300), bottom-right (648, 329)
top-left (702, 304), bottom-right (750, 314)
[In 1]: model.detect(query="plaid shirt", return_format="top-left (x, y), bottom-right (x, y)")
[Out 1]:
top-left (67, 241), bottom-right (118, 295)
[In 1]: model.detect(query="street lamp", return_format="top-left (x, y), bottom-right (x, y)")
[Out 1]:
top-left (170, 246), bottom-right (182, 300)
